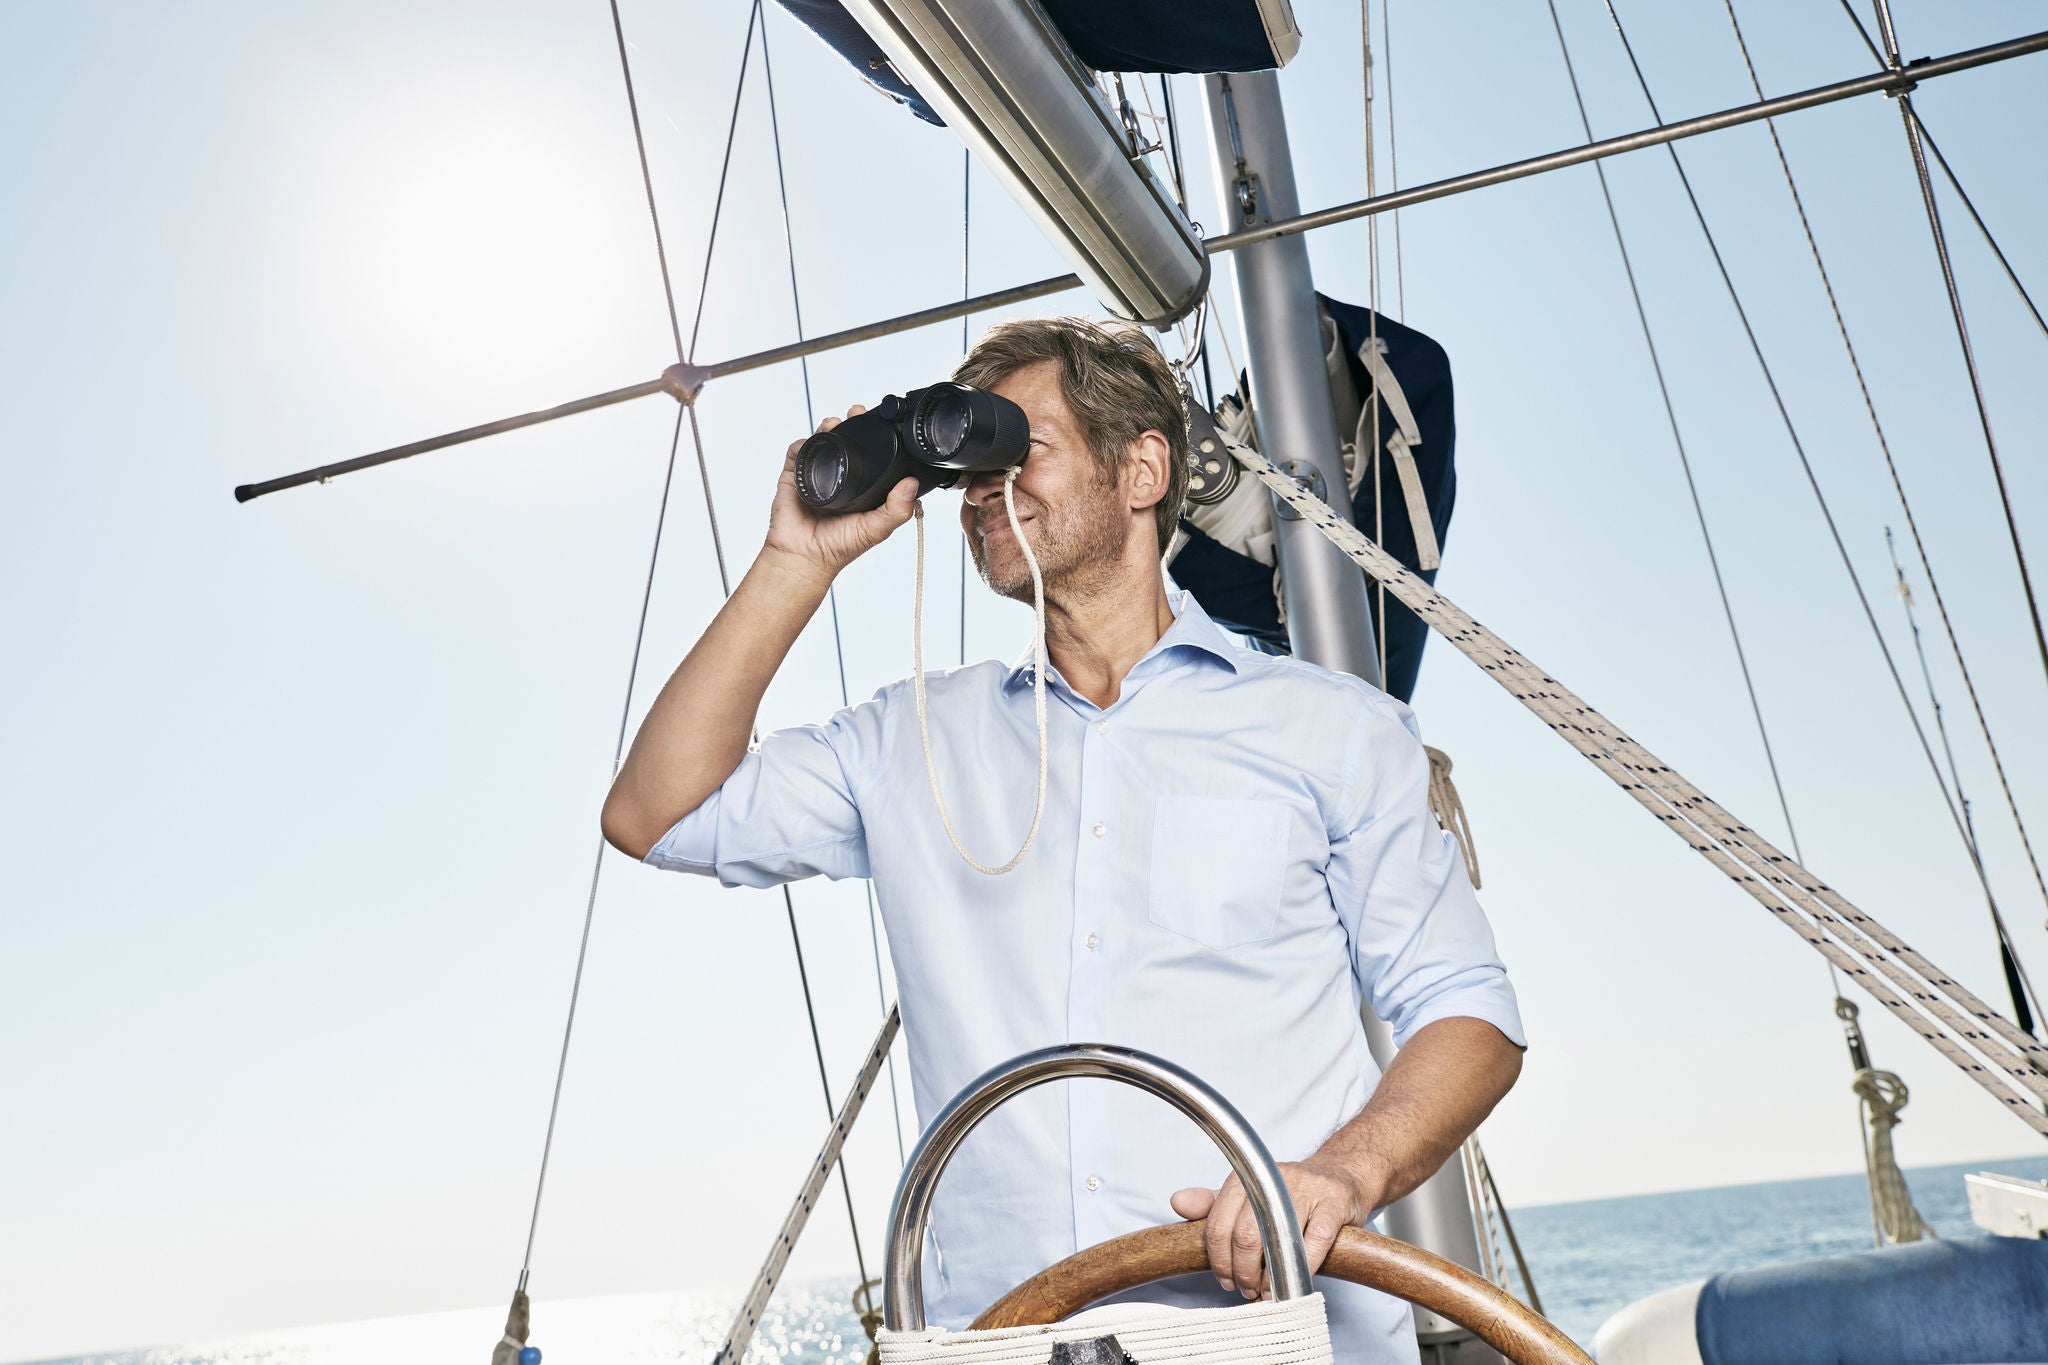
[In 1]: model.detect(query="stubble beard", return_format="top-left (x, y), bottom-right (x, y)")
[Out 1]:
top-left (969, 485), bottom-right (1130, 606)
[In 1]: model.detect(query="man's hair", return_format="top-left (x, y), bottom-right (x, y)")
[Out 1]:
top-left (953, 317), bottom-right (1190, 555)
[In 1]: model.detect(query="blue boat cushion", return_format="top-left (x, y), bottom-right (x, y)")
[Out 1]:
top-left (775, 0), bottom-right (1291, 128)
top-left (1695, 1234), bottom-right (2048, 1364)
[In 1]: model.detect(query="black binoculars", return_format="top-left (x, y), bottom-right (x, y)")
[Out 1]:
top-left (794, 382), bottom-right (1029, 515)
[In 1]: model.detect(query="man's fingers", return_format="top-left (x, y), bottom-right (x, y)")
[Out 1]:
top-left (1302, 1203), bottom-right (1345, 1275)
top-left (851, 478), bottom-right (920, 543)
top-left (818, 403), bottom-right (866, 434)
top-left (1170, 1187), bottom-right (1215, 1221)
top-left (1230, 1199), bottom-right (1268, 1299)
top-left (1203, 1178), bottom-right (1246, 1292)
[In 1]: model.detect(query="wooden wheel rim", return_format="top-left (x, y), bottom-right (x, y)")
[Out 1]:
top-left (969, 1219), bottom-right (1590, 1365)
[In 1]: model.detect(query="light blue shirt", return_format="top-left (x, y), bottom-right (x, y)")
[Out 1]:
top-left (647, 591), bottom-right (1523, 1364)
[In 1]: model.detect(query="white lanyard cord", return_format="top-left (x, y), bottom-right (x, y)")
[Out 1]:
top-left (911, 468), bottom-right (1049, 875)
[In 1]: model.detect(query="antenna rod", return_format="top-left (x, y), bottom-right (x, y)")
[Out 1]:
top-left (234, 24), bottom-right (2048, 504)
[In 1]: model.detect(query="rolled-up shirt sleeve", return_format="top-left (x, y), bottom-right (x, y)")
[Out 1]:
top-left (1326, 697), bottom-right (1526, 1050)
top-left (642, 688), bottom-right (889, 888)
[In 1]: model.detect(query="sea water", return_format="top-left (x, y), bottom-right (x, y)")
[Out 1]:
top-left (26, 1155), bottom-right (2048, 1365)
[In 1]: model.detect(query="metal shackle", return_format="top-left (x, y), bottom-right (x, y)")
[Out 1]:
top-left (882, 1043), bottom-right (1314, 1330)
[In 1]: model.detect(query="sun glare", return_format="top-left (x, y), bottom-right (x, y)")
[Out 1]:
top-left (277, 56), bottom-right (643, 397)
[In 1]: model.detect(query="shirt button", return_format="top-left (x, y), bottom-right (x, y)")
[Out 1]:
top-left (1085, 933), bottom-right (1100, 950)
top-left (1094, 721), bottom-right (1109, 735)
top-left (1092, 822), bottom-right (1107, 838)
top-left (1084, 1175), bottom-right (1102, 1192)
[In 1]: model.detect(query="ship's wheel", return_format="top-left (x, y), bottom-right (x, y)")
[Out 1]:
top-left (971, 1219), bottom-right (1590, 1365)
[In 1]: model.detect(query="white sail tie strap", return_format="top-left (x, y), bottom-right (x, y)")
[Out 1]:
top-left (880, 1294), bottom-right (1333, 1365)
top-left (1356, 337), bottom-right (1440, 571)
top-left (912, 469), bottom-right (1050, 875)
top-left (1228, 440), bottom-right (2048, 1134)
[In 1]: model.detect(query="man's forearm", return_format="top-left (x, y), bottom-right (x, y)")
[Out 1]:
top-left (600, 548), bottom-right (833, 859)
top-left (1310, 1017), bottom-right (1523, 1216)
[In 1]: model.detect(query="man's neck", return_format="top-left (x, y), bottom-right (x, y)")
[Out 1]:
top-left (1040, 549), bottom-right (1175, 711)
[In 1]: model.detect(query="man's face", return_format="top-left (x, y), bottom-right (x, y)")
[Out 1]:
top-left (960, 361), bottom-right (1133, 603)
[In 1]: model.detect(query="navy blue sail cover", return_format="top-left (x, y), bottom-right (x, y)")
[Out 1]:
top-left (1038, 0), bottom-right (1291, 74)
top-left (778, 0), bottom-right (942, 124)
top-left (1174, 297), bottom-right (1457, 703)
top-left (775, 0), bottom-right (1291, 128)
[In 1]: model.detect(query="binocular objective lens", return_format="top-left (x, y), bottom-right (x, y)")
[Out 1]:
top-left (919, 388), bottom-right (972, 460)
top-left (802, 446), bottom-right (845, 504)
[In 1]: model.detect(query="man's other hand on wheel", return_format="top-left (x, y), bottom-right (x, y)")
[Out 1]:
top-left (1170, 1158), bottom-right (1384, 1299)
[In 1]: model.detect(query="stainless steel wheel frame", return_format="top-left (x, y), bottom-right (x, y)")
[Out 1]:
top-left (882, 1042), bottom-right (1313, 1330)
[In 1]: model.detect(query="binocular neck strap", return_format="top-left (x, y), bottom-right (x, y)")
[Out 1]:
top-left (911, 468), bottom-right (1049, 876)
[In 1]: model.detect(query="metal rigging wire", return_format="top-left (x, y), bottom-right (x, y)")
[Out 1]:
top-left (514, 0), bottom-right (760, 1293)
top-left (1822, 0), bottom-right (2048, 355)
top-left (1594, 0), bottom-right (2038, 1031)
top-left (1863, 0), bottom-right (2048, 690)
top-left (961, 147), bottom-right (972, 669)
top-left (1361, 1), bottom-right (1387, 689)
top-left (1379, 0), bottom-right (1405, 321)
top-left (1887, 529), bottom-right (2042, 1027)
top-left (1545, 0), bottom-right (1871, 1153)
top-left (1158, 75), bottom-right (1219, 410)
top-left (1540, 0), bottom-right (1810, 876)
top-left (742, 5), bottom-right (884, 1284)
top-left (1719, 0), bottom-right (2046, 1027)
top-left (757, 7), bottom-right (909, 1178)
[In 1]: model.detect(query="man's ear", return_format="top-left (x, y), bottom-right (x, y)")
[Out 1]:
top-left (1124, 430), bottom-right (1171, 514)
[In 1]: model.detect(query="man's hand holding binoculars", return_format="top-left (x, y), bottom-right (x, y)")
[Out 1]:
top-left (761, 405), bottom-right (920, 594)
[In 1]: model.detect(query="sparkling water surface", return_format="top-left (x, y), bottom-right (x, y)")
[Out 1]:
top-left (28, 1156), bottom-right (2047, 1365)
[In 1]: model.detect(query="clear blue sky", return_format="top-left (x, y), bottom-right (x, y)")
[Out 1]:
top-left (3, 1), bottom-right (2045, 1359)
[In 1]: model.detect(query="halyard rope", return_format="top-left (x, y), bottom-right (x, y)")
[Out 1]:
top-left (912, 471), bottom-right (1050, 876)
top-left (1232, 440), bottom-right (2048, 1133)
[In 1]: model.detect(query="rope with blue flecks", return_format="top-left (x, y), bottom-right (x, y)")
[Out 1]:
top-left (1227, 438), bottom-right (2048, 1136)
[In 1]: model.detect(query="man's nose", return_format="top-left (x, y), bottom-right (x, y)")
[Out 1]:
top-left (962, 468), bottom-right (1009, 506)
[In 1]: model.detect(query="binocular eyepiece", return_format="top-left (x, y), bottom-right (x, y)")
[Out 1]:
top-left (795, 383), bottom-right (1029, 514)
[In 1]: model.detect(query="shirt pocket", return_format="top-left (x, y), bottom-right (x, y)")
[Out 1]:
top-left (1147, 794), bottom-right (1291, 950)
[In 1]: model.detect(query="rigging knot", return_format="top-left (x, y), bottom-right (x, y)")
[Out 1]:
top-left (1851, 1066), bottom-right (1934, 1245)
top-left (661, 361), bottom-right (713, 405)
top-left (854, 1276), bottom-right (884, 1365)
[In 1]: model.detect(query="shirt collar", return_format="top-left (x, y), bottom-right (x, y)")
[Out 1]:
top-left (1004, 590), bottom-right (1243, 692)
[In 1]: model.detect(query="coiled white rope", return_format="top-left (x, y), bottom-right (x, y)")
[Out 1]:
top-left (1425, 745), bottom-right (1481, 889)
top-left (912, 469), bottom-right (1049, 876)
top-left (1229, 441), bottom-right (2048, 1134)
top-left (880, 1294), bottom-right (1333, 1365)
top-left (1852, 1067), bottom-right (1935, 1244)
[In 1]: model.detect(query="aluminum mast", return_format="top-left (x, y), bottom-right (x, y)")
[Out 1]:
top-left (1203, 66), bottom-right (1502, 1365)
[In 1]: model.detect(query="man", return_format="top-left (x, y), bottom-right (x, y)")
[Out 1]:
top-left (602, 317), bottom-right (1524, 1363)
